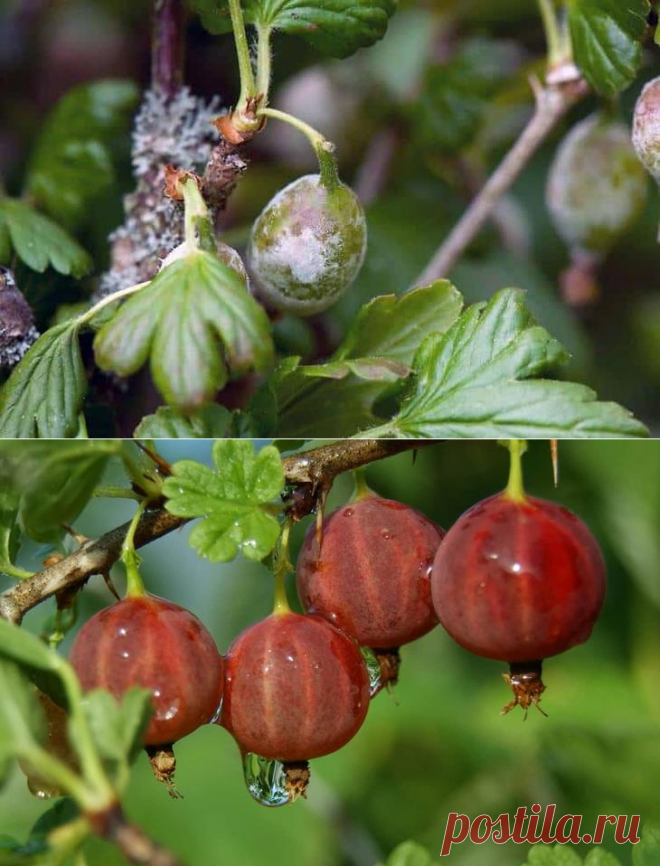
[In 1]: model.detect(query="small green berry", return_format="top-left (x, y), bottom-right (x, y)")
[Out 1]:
top-left (547, 113), bottom-right (648, 259)
top-left (248, 174), bottom-right (367, 316)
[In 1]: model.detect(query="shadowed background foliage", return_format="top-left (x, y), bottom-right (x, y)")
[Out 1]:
top-left (0, 439), bottom-right (658, 864)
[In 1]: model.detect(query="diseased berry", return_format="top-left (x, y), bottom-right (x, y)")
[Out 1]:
top-left (221, 612), bottom-right (370, 762)
top-left (633, 76), bottom-right (660, 183)
top-left (546, 113), bottom-right (648, 305)
top-left (248, 174), bottom-right (367, 316)
top-left (431, 492), bottom-right (606, 714)
top-left (0, 266), bottom-right (39, 368)
top-left (69, 595), bottom-right (224, 746)
top-left (296, 494), bottom-right (445, 649)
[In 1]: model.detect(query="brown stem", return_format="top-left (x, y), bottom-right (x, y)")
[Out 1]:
top-left (412, 75), bottom-right (589, 287)
top-left (151, 0), bottom-right (186, 99)
top-left (89, 804), bottom-right (186, 866)
top-left (0, 440), bottom-right (434, 625)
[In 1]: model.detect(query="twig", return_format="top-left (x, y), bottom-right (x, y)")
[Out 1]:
top-left (0, 441), bottom-right (433, 625)
top-left (151, 0), bottom-right (186, 99)
top-left (354, 128), bottom-right (398, 206)
top-left (412, 76), bottom-right (589, 288)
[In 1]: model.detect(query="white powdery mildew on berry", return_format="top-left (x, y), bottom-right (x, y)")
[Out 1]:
top-left (95, 87), bottom-right (220, 301)
top-left (633, 76), bottom-right (660, 183)
top-left (267, 225), bottom-right (342, 287)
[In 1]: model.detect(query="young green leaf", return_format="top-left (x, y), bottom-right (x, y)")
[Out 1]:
top-left (526, 845), bottom-right (583, 865)
top-left (27, 80), bottom-right (139, 231)
top-left (369, 289), bottom-right (648, 439)
top-left (163, 440), bottom-right (284, 562)
top-left (94, 252), bottom-right (274, 411)
top-left (190, 0), bottom-right (396, 58)
top-left (257, 282), bottom-right (462, 436)
top-left (0, 322), bottom-right (87, 439)
top-left (82, 688), bottom-right (152, 769)
top-left (584, 850), bottom-right (621, 866)
top-left (634, 824), bottom-right (660, 866)
top-left (382, 841), bottom-right (439, 866)
top-left (0, 619), bottom-right (63, 674)
top-left (568, 0), bottom-right (649, 97)
top-left (0, 199), bottom-right (92, 277)
top-left (134, 405), bottom-right (237, 439)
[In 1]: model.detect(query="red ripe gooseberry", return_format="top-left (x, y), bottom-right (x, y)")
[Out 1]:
top-left (221, 611), bottom-right (370, 762)
top-left (431, 492), bottom-right (606, 713)
top-left (69, 595), bottom-right (224, 746)
top-left (296, 496), bottom-right (445, 649)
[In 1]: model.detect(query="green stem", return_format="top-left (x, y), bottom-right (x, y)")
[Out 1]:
top-left (22, 745), bottom-right (96, 808)
top-left (352, 468), bottom-right (374, 502)
top-left (76, 281), bottom-right (150, 329)
top-left (504, 440), bottom-right (527, 503)
top-left (119, 444), bottom-right (163, 502)
top-left (92, 486), bottom-right (143, 501)
top-left (181, 176), bottom-right (209, 252)
top-left (228, 0), bottom-right (256, 107)
top-left (48, 818), bottom-right (90, 866)
top-left (1, 563), bottom-right (34, 581)
top-left (122, 501), bottom-right (147, 598)
top-left (255, 24), bottom-right (272, 102)
top-left (272, 521), bottom-right (292, 616)
top-left (537, 0), bottom-right (564, 67)
top-left (258, 107), bottom-right (341, 190)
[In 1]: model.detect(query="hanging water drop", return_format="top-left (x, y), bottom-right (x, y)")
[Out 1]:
top-left (360, 646), bottom-right (382, 696)
top-left (243, 753), bottom-right (310, 807)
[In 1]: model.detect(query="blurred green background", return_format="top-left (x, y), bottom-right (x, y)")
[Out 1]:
top-left (1, 439), bottom-right (659, 864)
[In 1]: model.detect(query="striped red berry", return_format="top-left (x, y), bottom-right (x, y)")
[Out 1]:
top-left (296, 495), bottom-right (444, 650)
top-left (221, 612), bottom-right (370, 762)
top-left (69, 595), bottom-right (224, 746)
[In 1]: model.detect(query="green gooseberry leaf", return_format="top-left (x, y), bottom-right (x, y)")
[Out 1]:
top-left (567, 0), bottom-right (650, 97)
top-left (373, 288), bottom-right (648, 439)
top-left (0, 199), bottom-right (92, 278)
top-left (94, 251), bottom-right (274, 412)
top-left (254, 281), bottom-right (462, 436)
top-left (382, 841), bottom-right (439, 866)
top-left (584, 849), bottom-right (622, 865)
top-left (26, 80), bottom-right (139, 232)
top-left (134, 405), bottom-right (237, 439)
top-left (634, 824), bottom-right (660, 866)
top-left (82, 688), bottom-right (152, 769)
top-left (163, 440), bottom-right (285, 563)
top-left (190, 0), bottom-right (396, 58)
top-left (525, 845), bottom-right (583, 865)
top-left (0, 322), bottom-right (87, 439)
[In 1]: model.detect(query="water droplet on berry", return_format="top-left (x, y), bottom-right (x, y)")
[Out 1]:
top-left (360, 646), bottom-right (382, 696)
top-left (344, 508), bottom-right (354, 517)
top-left (243, 753), bottom-right (292, 807)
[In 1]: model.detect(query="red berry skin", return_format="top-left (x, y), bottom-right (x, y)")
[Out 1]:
top-left (431, 494), bottom-right (606, 663)
top-left (296, 497), bottom-right (445, 648)
top-left (221, 612), bottom-right (370, 762)
top-left (69, 595), bottom-right (224, 746)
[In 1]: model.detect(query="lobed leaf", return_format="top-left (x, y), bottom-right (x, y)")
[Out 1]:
top-left (164, 440), bottom-right (285, 562)
top-left (568, 0), bottom-right (650, 97)
top-left (134, 405), bottom-right (237, 439)
top-left (0, 199), bottom-right (92, 277)
top-left (190, 0), bottom-right (396, 58)
top-left (372, 289), bottom-right (648, 439)
top-left (94, 252), bottom-right (273, 412)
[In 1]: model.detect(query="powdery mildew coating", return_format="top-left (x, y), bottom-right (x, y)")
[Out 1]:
top-left (70, 595), bottom-right (224, 746)
top-left (431, 494), bottom-right (606, 663)
top-left (297, 496), bottom-right (445, 648)
top-left (633, 76), bottom-right (660, 182)
top-left (221, 612), bottom-right (370, 761)
top-left (546, 113), bottom-right (648, 256)
top-left (248, 174), bottom-right (367, 315)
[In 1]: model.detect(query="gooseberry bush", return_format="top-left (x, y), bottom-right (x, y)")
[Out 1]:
top-left (0, 0), bottom-right (658, 438)
top-left (0, 437), bottom-right (632, 864)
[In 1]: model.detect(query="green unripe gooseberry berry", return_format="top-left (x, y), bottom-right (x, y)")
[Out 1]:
top-left (248, 174), bottom-right (367, 316)
top-left (633, 76), bottom-right (660, 184)
top-left (546, 113), bottom-right (648, 259)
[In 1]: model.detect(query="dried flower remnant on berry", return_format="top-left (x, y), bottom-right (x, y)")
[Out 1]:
top-left (0, 266), bottom-right (39, 368)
